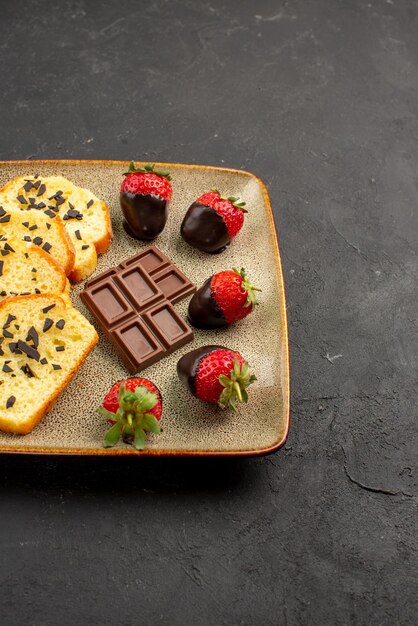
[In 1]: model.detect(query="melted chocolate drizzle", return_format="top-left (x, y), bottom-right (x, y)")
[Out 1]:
top-left (120, 192), bottom-right (169, 241)
top-left (187, 277), bottom-right (227, 329)
top-left (180, 202), bottom-right (230, 253)
top-left (177, 345), bottom-right (226, 396)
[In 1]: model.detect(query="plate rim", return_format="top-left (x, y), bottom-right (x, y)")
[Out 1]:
top-left (0, 159), bottom-right (290, 457)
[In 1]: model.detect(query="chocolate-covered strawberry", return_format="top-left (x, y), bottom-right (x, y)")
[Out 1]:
top-left (177, 346), bottom-right (256, 410)
top-left (180, 190), bottom-right (247, 253)
top-left (120, 162), bottom-right (172, 240)
top-left (98, 377), bottom-right (162, 450)
top-left (188, 268), bottom-right (261, 329)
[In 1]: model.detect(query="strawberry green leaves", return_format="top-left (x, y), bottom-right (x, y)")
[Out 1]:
top-left (123, 161), bottom-right (172, 181)
top-left (103, 421), bottom-right (122, 447)
top-left (218, 359), bottom-right (256, 411)
top-left (210, 189), bottom-right (248, 213)
top-left (99, 383), bottom-right (161, 450)
top-left (227, 197), bottom-right (247, 212)
top-left (143, 413), bottom-right (161, 433)
top-left (233, 267), bottom-right (262, 308)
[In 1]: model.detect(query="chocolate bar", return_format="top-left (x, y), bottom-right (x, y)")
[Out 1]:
top-left (80, 246), bottom-right (196, 373)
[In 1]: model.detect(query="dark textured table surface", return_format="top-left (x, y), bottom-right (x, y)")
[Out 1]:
top-left (0, 1), bottom-right (416, 624)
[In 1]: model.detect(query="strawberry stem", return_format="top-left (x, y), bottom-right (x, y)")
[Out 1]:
top-left (234, 381), bottom-right (243, 402)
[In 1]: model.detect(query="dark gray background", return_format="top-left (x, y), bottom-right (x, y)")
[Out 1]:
top-left (0, 1), bottom-right (416, 624)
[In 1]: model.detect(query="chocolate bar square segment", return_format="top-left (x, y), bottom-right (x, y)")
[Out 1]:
top-left (120, 246), bottom-right (171, 275)
top-left (153, 267), bottom-right (197, 304)
top-left (113, 265), bottom-right (163, 312)
top-left (110, 318), bottom-right (165, 373)
top-left (81, 283), bottom-right (134, 328)
top-left (142, 302), bottom-right (193, 350)
top-left (84, 267), bottom-right (117, 289)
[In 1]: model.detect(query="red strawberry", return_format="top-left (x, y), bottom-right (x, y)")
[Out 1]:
top-left (180, 190), bottom-right (247, 253)
top-left (98, 377), bottom-right (162, 450)
top-left (188, 268), bottom-right (261, 329)
top-left (177, 346), bottom-right (256, 410)
top-left (121, 163), bottom-right (172, 199)
top-left (196, 192), bottom-right (245, 239)
top-left (120, 162), bottom-right (172, 241)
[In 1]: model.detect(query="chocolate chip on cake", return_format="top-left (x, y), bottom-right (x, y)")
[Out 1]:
top-left (21, 364), bottom-right (35, 378)
top-left (42, 318), bottom-right (54, 332)
top-left (16, 340), bottom-right (40, 361)
top-left (26, 326), bottom-right (39, 348)
top-left (42, 304), bottom-right (56, 314)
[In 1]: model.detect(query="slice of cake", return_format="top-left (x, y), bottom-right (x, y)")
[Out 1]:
top-left (0, 293), bottom-right (98, 434)
top-left (0, 175), bottom-right (112, 281)
top-left (0, 237), bottom-right (68, 301)
top-left (0, 206), bottom-right (74, 276)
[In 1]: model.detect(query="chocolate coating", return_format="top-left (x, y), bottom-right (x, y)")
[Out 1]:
top-left (120, 192), bottom-right (169, 240)
top-left (180, 202), bottom-right (230, 253)
top-left (187, 277), bottom-right (227, 329)
top-left (177, 345), bottom-right (226, 396)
